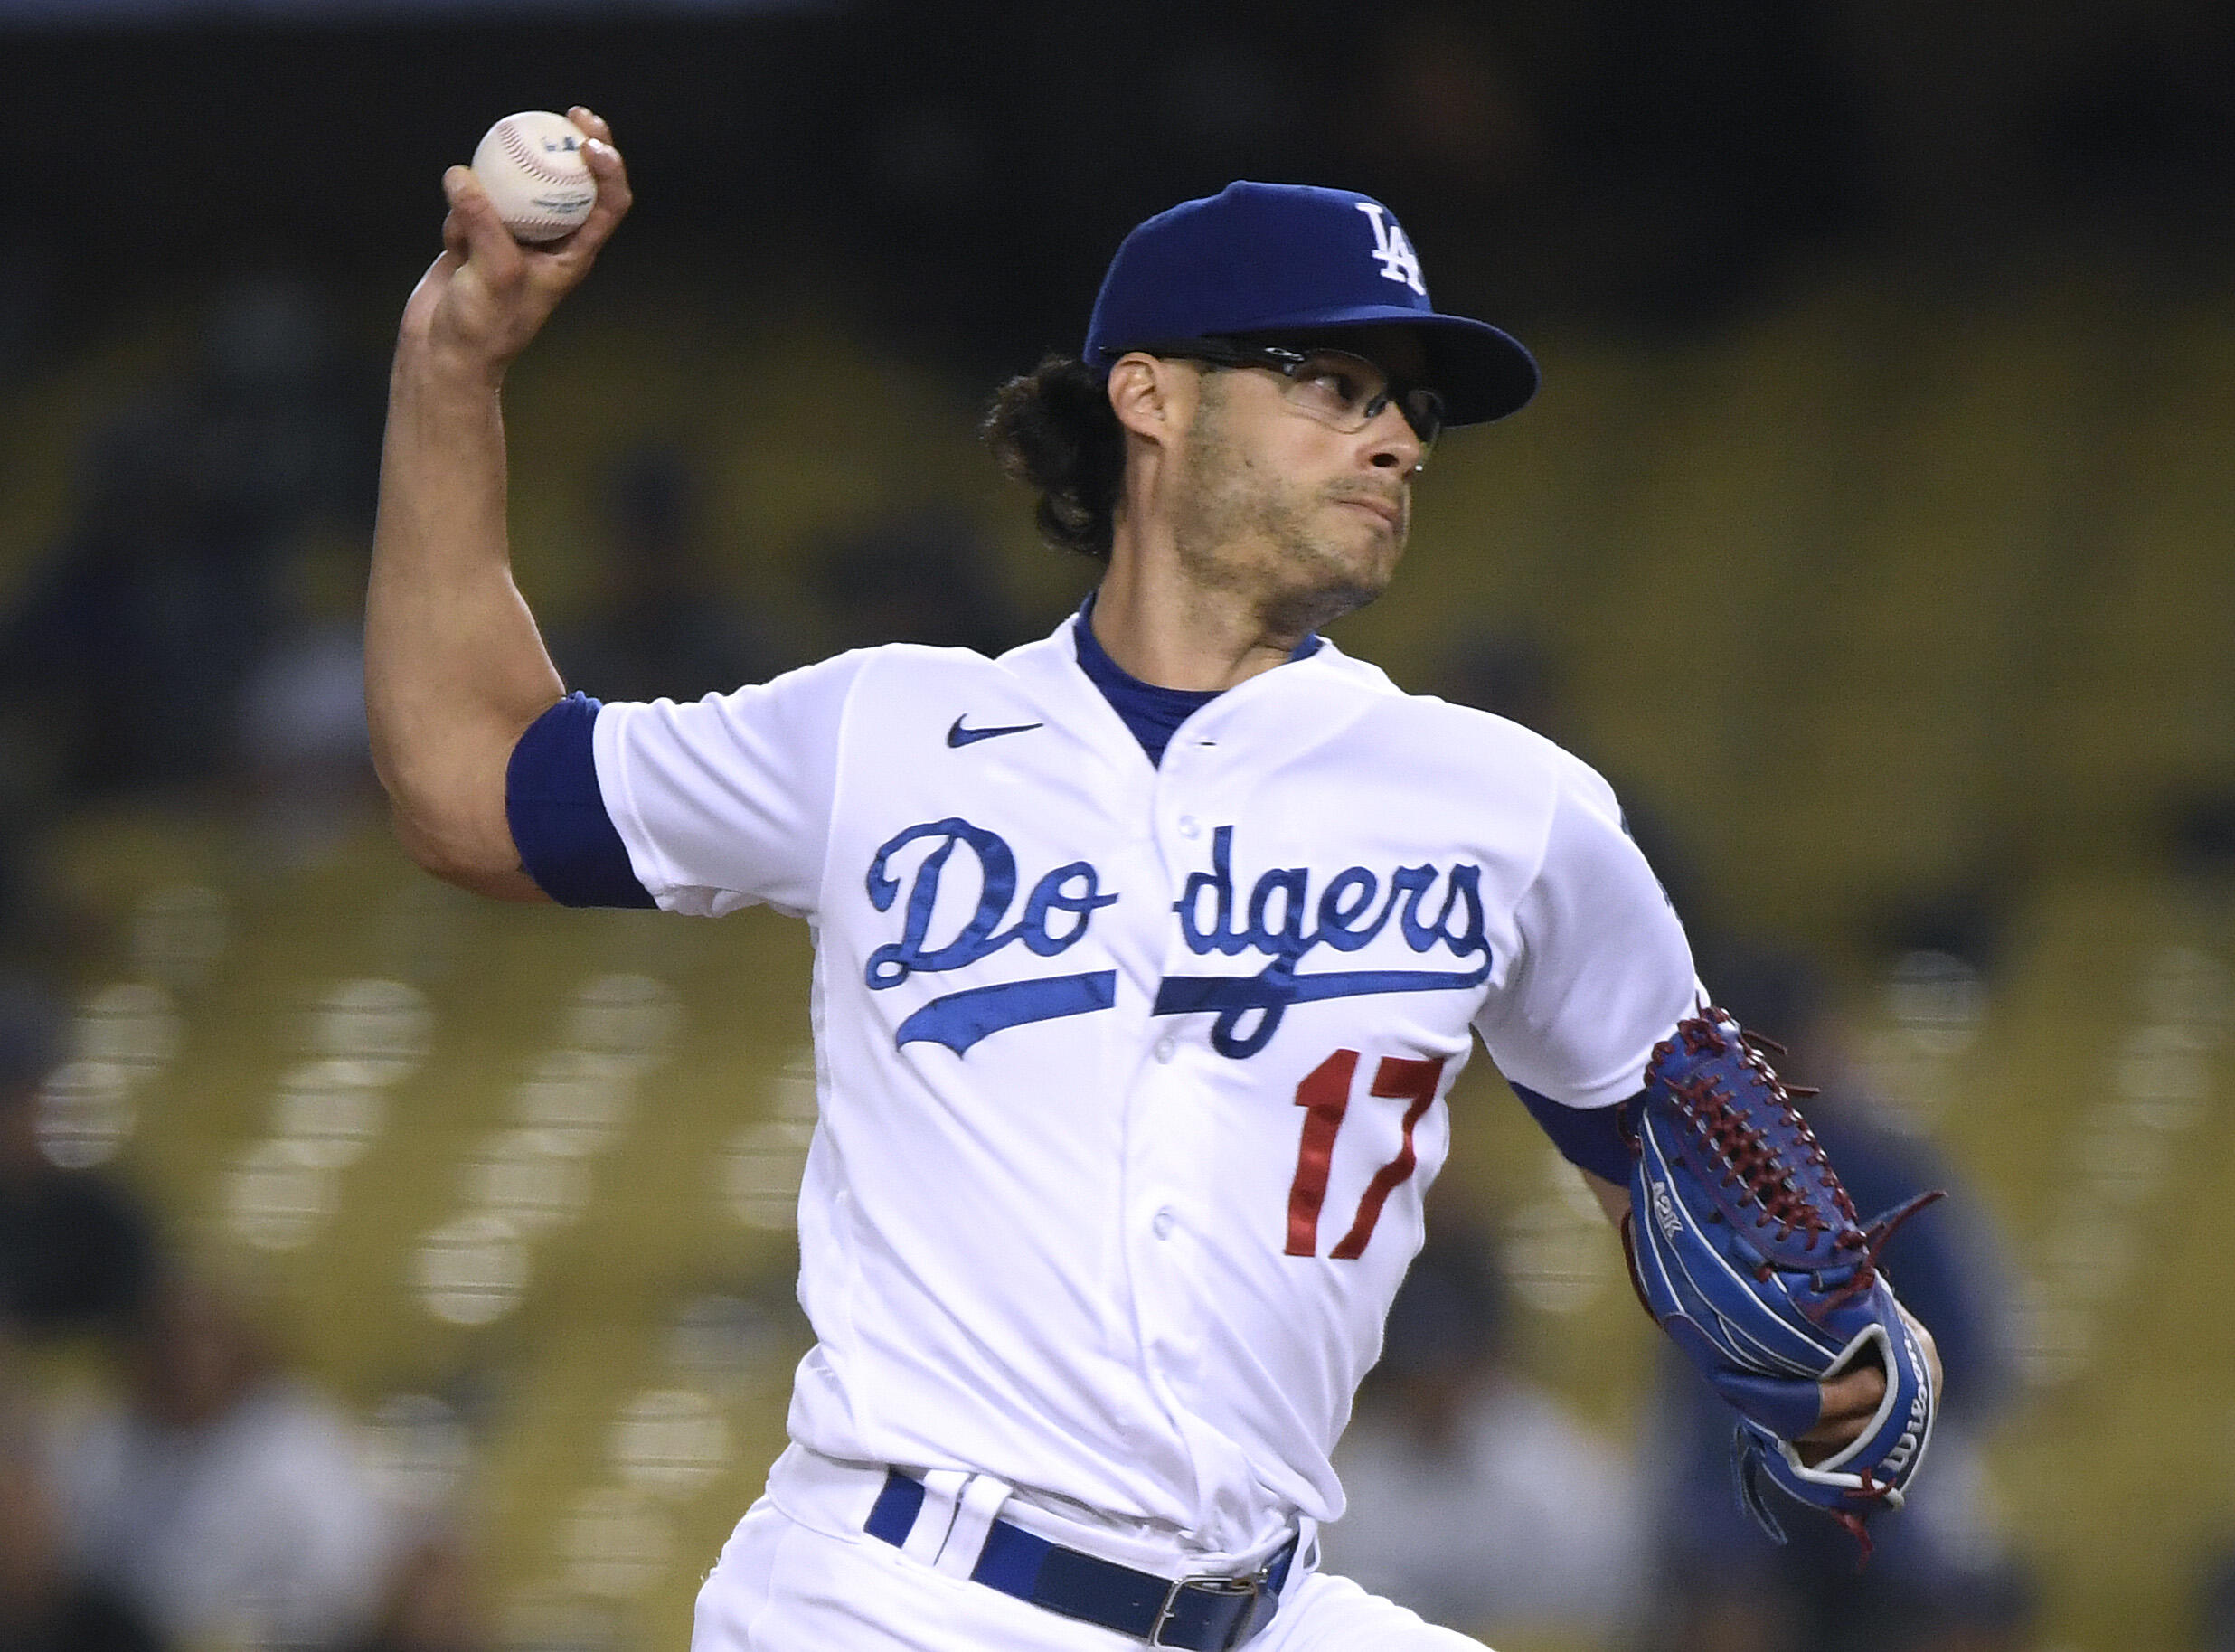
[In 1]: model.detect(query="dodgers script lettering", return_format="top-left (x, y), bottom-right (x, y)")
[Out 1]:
top-left (862, 817), bottom-right (1492, 1059)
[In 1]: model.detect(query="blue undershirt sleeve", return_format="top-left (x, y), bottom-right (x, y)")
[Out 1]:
top-left (1509, 1082), bottom-right (1637, 1186)
top-left (505, 693), bottom-right (657, 909)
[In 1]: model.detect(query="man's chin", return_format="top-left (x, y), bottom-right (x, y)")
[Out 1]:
top-left (1263, 565), bottom-right (1391, 637)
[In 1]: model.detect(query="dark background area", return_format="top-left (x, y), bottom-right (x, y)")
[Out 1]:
top-left (10, 0), bottom-right (2234, 383)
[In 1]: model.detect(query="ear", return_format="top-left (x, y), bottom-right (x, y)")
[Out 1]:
top-left (1106, 352), bottom-right (1192, 445)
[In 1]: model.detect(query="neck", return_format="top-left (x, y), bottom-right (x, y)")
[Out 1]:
top-left (1093, 517), bottom-right (1311, 692)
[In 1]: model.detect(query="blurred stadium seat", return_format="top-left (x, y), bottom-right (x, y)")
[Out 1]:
top-left (4, 255), bottom-right (2230, 1652)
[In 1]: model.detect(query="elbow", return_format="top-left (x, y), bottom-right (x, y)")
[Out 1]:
top-left (390, 807), bottom-right (549, 902)
top-left (373, 756), bottom-right (547, 902)
top-left (369, 715), bottom-right (552, 901)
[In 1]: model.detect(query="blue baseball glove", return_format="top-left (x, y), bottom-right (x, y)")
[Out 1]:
top-left (1621, 1010), bottom-right (1942, 1560)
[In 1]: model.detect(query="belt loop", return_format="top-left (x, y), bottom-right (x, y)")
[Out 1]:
top-left (933, 1474), bottom-right (1014, 1579)
top-left (902, 1468), bottom-right (967, 1566)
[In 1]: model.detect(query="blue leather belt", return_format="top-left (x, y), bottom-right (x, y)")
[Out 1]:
top-left (865, 1469), bottom-right (1296, 1650)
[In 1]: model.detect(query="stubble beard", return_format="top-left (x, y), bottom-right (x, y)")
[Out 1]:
top-left (1169, 399), bottom-right (1399, 640)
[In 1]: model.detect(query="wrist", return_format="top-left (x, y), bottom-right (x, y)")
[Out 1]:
top-left (394, 330), bottom-right (511, 397)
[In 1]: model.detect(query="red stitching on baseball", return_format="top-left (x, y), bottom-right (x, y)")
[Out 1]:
top-left (498, 121), bottom-right (589, 187)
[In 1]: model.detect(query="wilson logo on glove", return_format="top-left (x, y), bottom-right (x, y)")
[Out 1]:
top-left (1619, 1009), bottom-right (1944, 1562)
top-left (1881, 1385), bottom-right (1929, 1477)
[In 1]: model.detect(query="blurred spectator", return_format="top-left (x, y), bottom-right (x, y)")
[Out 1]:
top-left (0, 272), bottom-right (378, 805)
top-left (1325, 1216), bottom-right (1647, 1644)
top-left (0, 981), bottom-right (156, 1340)
top-left (2, 1353), bottom-right (161, 1652)
top-left (814, 505), bottom-right (1026, 657)
top-left (231, 523), bottom-right (380, 861)
top-left (37, 1267), bottom-right (404, 1652)
top-left (2199, 1550), bottom-right (2235, 1652)
top-left (1646, 941), bottom-right (2032, 1652)
top-left (1, 980), bottom-right (164, 1652)
top-left (546, 443), bottom-right (773, 700)
top-left (0, 404), bottom-right (271, 798)
top-left (350, 1536), bottom-right (484, 1652)
top-left (0, 798), bottom-right (57, 972)
top-left (1875, 874), bottom-right (2013, 985)
top-left (2170, 787), bottom-right (2235, 878)
top-left (180, 273), bottom-right (382, 544)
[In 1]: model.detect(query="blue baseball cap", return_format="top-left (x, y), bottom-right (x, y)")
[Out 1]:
top-left (1083, 181), bottom-right (1539, 426)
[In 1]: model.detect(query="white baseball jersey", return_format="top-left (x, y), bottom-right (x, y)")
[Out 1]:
top-left (586, 611), bottom-right (1696, 1559)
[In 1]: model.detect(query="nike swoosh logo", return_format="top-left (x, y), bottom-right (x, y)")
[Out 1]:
top-left (947, 716), bottom-right (1043, 748)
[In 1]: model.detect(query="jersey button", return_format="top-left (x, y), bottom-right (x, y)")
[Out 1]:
top-left (1153, 1036), bottom-right (1176, 1064)
top-left (1177, 816), bottom-right (1201, 838)
top-left (1152, 1208), bottom-right (1175, 1239)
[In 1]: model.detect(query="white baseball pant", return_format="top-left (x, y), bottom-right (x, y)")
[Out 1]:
top-left (692, 1448), bottom-right (1490, 1652)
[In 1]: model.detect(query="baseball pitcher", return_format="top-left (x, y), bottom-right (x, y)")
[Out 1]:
top-left (366, 109), bottom-right (1941, 1651)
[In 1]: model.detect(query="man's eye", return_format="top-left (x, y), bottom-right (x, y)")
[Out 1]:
top-left (1303, 367), bottom-right (1364, 404)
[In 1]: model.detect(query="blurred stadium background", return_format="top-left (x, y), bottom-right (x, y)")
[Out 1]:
top-left (2, 4), bottom-right (2232, 1651)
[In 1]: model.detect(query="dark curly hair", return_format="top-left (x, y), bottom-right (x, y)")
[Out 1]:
top-left (981, 355), bottom-right (1127, 561)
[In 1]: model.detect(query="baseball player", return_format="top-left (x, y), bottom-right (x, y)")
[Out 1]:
top-left (367, 109), bottom-right (1938, 1651)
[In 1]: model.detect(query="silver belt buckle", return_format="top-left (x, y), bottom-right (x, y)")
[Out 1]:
top-left (1149, 1563), bottom-right (1272, 1649)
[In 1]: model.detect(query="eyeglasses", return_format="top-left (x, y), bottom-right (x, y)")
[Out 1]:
top-left (1129, 336), bottom-right (1445, 460)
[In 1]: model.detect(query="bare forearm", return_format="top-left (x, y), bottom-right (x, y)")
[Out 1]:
top-left (365, 109), bottom-right (628, 898)
top-left (366, 341), bottom-right (560, 895)
top-left (1582, 1167), bottom-right (1629, 1227)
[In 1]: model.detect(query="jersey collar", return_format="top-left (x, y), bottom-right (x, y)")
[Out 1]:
top-left (1070, 592), bottom-right (1325, 680)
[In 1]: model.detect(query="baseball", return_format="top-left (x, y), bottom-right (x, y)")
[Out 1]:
top-left (471, 110), bottom-right (598, 243)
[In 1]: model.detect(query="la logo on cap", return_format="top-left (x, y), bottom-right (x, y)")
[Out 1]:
top-left (1355, 203), bottom-right (1426, 297)
top-left (1080, 180), bottom-right (1540, 427)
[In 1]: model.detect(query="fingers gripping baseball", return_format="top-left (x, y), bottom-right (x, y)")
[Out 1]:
top-left (561, 107), bottom-right (633, 245)
top-left (404, 108), bottom-right (632, 377)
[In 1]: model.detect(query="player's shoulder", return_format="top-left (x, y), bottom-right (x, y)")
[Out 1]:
top-left (844, 639), bottom-right (1005, 677)
top-left (825, 634), bottom-right (1075, 705)
top-left (1309, 641), bottom-right (1602, 788)
top-left (597, 642), bottom-right (1013, 745)
top-left (719, 638), bottom-right (1021, 703)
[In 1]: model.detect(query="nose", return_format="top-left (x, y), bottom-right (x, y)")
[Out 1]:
top-left (1363, 402), bottom-right (1424, 473)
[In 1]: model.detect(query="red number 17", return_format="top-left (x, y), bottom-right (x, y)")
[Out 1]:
top-left (1285, 1049), bottom-right (1446, 1260)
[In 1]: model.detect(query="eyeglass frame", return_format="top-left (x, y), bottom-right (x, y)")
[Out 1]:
top-left (1114, 335), bottom-right (1447, 458)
